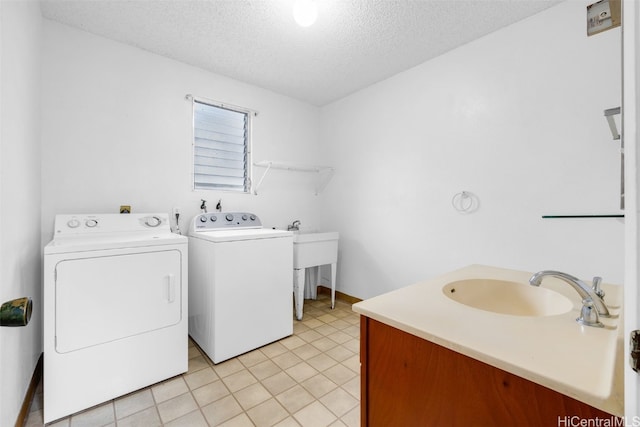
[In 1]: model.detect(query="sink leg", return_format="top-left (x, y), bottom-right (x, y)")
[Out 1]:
top-left (330, 263), bottom-right (336, 310)
top-left (294, 268), bottom-right (305, 320)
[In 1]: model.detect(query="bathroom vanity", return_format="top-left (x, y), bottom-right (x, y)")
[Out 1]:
top-left (352, 265), bottom-right (623, 426)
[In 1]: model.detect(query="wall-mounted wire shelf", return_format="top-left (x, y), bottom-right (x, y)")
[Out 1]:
top-left (253, 161), bottom-right (335, 195)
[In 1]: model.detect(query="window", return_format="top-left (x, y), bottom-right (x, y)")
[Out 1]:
top-left (192, 99), bottom-right (252, 193)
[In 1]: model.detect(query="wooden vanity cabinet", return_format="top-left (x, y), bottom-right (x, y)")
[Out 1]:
top-left (360, 316), bottom-right (620, 427)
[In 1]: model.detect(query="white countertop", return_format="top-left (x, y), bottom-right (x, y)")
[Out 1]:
top-left (352, 264), bottom-right (623, 417)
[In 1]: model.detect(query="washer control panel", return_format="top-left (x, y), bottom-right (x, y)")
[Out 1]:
top-left (193, 212), bottom-right (262, 231)
top-left (53, 213), bottom-right (170, 236)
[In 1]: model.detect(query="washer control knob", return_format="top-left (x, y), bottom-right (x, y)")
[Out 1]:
top-left (199, 216), bottom-right (207, 223)
top-left (67, 219), bottom-right (80, 228)
top-left (242, 214), bottom-right (248, 221)
top-left (225, 214), bottom-right (234, 222)
top-left (145, 216), bottom-right (161, 227)
top-left (250, 215), bottom-right (256, 221)
top-left (209, 215), bottom-right (217, 222)
top-left (85, 219), bottom-right (98, 228)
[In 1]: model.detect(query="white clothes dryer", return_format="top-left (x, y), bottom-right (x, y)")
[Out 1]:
top-left (43, 213), bottom-right (188, 424)
top-left (188, 212), bottom-right (293, 364)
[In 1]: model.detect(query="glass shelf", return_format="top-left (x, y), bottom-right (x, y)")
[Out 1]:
top-left (541, 214), bottom-right (624, 219)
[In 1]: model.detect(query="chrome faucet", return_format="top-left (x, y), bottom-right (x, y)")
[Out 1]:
top-left (287, 220), bottom-right (301, 231)
top-left (529, 270), bottom-right (609, 327)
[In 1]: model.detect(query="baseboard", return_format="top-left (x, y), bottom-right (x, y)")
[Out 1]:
top-left (317, 285), bottom-right (362, 305)
top-left (15, 352), bottom-right (43, 427)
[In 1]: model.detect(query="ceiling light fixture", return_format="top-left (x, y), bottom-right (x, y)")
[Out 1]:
top-left (293, 0), bottom-right (318, 27)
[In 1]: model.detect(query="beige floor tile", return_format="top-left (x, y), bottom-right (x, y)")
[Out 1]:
top-left (184, 366), bottom-right (218, 390)
top-left (342, 354), bottom-right (361, 373)
top-left (342, 339), bottom-right (360, 354)
top-left (293, 321), bottom-right (310, 334)
top-left (114, 389), bottom-right (155, 419)
top-left (222, 369), bottom-right (258, 393)
top-left (285, 362), bottom-right (318, 383)
top-left (280, 335), bottom-right (306, 350)
top-left (320, 388), bottom-right (359, 417)
top-left (326, 319), bottom-right (350, 330)
top-left (234, 382), bottom-right (272, 410)
top-left (261, 371), bottom-right (297, 396)
top-left (218, 412), bottom-right (256, 427)
top-left (44, 417), bottom-right (69, 427)
top-left (69, 402), bottom-right (115, 427)
top-left (275, 384), bottom-right (315, 413)
top-left (300, 374), bottom-right (338, 398)
top-left (192, 379), bottom-right (231, 407)
top-left (213, 358), bottom-right (246, 378)
top-left (272, 351), bottom-right (303, 370)
top-left (325, 345), bottom-right (355, 362)
top-left (188, 355), bottom-right (211, 373)
top-left (293, 401), bottom-right (337, 427)
top-left (152, 376), bottom-right (189, 403)
top-left (246, 398), bottom-right (289, 427)
top-left (249, 359), bottom-right (282, 380)
top-left (189, 345), bottom-right (202, 359)
top-left (238, 349), bottom-right (268, 368)
top-left (116, 406), bottom-right (161, 427)
top-left (315, 324), bottom-right (340, 337)
top-left (156, 392), bottom-right (199, 424)
top-left (343, 325), bottom-right (360, 337)
top-left (201, 395), bottom-right (243, 426)
top-left (292, 342), bottom-right (322, 360)
top-left (164, 409), bottom-right (208, 427)
top-left (260, 341), bottom-right (289, 359)
top-left (340, 405), bottom-right (361, 427)
top-left (24, 408), bottom-right (44, 427)
top-left (328, 331), bottom-right (353, 345)
top-left (273, 416), bottom-right (302, 427)
top-left (317, 313), bottom-right (339, 324)
top-left (307, 352), bottom-right (339, 372)
top-left (297, 329), bottom-right (323, 343)
top-left (342, 376), bottom-right (360, 399)
top-left (311, 336), bottom-right (339, 352)
top-left (301, 318), bottom-right (323, 329)
top-left (323, 364), bottom-right (358, 386)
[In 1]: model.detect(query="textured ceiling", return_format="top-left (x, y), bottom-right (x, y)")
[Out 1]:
top-left (39, 0), bottom-right (563, 106)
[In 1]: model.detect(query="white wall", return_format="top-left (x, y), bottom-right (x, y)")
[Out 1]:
top-left (0, 1), bottom-right (42, 425)
top-left (320, 0), bottom-right (624, 299)
top-left (41, 20), bottom-right (323, 244)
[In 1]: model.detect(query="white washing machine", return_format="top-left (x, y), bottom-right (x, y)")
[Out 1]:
top-left (43, 213), bottom-right (188, 423)
top-left (188, 212), bottom-right (293, 364)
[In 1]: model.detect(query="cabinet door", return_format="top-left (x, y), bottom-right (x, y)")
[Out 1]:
top-left (55, 250), bottom-right (182, 353)
top-left (361, 317), bottom-right (619, 426)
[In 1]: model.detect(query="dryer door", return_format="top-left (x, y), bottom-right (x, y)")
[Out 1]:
top-left (54, 250), bottom-right (182, 353)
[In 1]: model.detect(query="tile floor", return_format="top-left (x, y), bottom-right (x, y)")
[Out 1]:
top-left (25, 294), bottom-right (361, 427)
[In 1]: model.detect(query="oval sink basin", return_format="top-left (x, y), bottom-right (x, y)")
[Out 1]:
top-left (442, 279), bottom-right (573, 317)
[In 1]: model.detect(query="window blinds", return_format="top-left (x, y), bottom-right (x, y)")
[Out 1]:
top-left (193, 100), bottom-right (250, 192)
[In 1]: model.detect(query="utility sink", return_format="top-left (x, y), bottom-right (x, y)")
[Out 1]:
top-left (442, 278), bottom-right (573, 317)
top-left (292, 231), bottom-right (339, 320)
top-left (293, 231), bottom-right (339, 269)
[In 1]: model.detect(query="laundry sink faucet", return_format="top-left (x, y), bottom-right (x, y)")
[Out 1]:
top-left (287, 220), bottom-right (301, 231)
top-left (529, 270), bottom-right (610, 327)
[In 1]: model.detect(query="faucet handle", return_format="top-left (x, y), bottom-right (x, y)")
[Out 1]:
top-left (592, 276), bottom-right (605, 300)
top-left (577, 298), bottom-right (604, 328)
